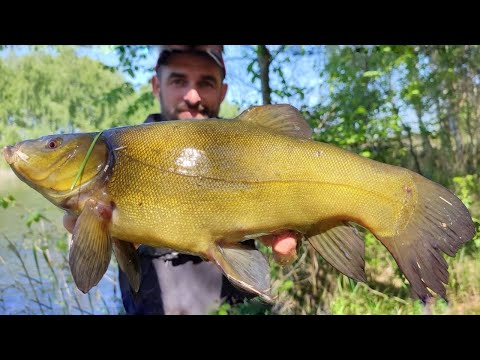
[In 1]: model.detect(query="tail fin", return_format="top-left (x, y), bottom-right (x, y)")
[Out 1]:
top-left (376, 173), bottom-right (476, 301)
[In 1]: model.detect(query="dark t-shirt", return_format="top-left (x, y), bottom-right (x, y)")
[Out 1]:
top-left (118, 113), bottom-right (255, 314)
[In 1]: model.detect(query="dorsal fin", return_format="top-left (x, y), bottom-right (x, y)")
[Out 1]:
top-left (236, 104), bottom-right (313, 139)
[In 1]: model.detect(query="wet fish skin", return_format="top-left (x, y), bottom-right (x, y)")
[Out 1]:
top-left (3, 104), bottom-right (476, 302)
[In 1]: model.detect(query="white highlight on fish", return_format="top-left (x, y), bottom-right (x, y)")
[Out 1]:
top-left (15, 150), bottom-right (30, 162)
top-left (176, 148), bottom-right (204, 169)
top-left (439, 196), bottom-right (453, 206)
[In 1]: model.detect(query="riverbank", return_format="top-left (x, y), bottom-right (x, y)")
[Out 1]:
top-left (0, 168), bottom-right (122, 315)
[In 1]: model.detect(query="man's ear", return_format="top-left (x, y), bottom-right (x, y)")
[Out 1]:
top-left (151, 76), bottom-right (160, 100)
top-left (220, 83), bottom-right (228, 103)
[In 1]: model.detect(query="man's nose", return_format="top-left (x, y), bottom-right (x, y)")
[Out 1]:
top-left (184, 88), bottom-right (201, 106)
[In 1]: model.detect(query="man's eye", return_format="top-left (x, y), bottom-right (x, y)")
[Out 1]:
top-left (200, 81), bottom-right (215, 88)
top-left (171, 79), bottom-right (185, 86)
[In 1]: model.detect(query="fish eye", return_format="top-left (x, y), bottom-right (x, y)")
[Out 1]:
top-left (45, 137), bottom-right (62, 150)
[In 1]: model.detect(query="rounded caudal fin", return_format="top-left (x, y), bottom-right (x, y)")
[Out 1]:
top-left (377, 173), bottom-right (476, 302)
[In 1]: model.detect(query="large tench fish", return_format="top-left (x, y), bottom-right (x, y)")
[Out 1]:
top-left (3, 104), bottom-right (476, 303)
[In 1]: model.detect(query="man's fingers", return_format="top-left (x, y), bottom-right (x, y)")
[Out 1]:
top-left (271, 235), bottom-right (297, 256)
top-left (259, 231), bottom-right (301, 265)
top-left (260, 231), bottom-right (299, 254)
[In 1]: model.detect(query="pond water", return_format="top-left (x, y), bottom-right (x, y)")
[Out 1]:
top-left (0, 169), bottom-right (124, 315)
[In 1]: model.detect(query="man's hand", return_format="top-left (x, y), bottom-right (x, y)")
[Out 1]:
top-left (63, 213), bottom-right (299, 264)
top-left (259, 231), bottom-right (300, 265)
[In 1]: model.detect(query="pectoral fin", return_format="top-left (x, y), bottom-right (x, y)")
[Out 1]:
top-left (112, 238), bottom-right (141, 293)
top-left (308, 221), bottom-right (366, 282)
top-left (210, 242), bottom-right (273, 304)
top-left (69, 199), bottom-right (112, 293)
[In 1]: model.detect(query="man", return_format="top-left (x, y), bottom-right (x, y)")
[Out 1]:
top-left (64, 45), bottom-right (299, 314)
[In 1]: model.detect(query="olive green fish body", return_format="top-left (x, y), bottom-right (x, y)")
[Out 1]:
top-left (104, 119), bottom-right (414, 252)
top-left (4, 104), bottom-right (475, 302)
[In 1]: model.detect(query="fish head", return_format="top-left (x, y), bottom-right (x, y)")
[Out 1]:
top-left (3, 132), bottom-right (109, 204)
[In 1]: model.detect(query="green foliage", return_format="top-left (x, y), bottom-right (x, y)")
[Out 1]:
top-left (26, 210), bottom-right (48, 228)
top-left (1, 194), bottom-right (15, 209)
top-left (452, 174), bottom-right (478, 209)
top-left (219, 101), bottom-right (240, 119)
top-left (212, 299), bottom-right (273, 315)
top-left (0, 46), bottom-right (156, 150)
top-left (329, 282), bottom-right (424, 315)
top-left (113, 45), bottom-right (153, 79)
top-left (119, 85), bottom-right (157, 125)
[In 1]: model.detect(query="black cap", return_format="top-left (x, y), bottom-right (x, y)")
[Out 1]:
top-left (155, 45), bottom-right (226, 78)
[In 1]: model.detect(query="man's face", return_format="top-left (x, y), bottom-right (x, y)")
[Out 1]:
top-left (152, 52), bottom-right (228, 121)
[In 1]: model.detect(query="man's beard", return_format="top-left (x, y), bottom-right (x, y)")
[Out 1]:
top-left (162, 101), bottom-right (218, 120)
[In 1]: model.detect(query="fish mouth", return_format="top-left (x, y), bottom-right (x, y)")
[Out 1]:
top-left (3, 145), bottom-right (17, 165)
top-left (3, 145), bottom-right (30, 165)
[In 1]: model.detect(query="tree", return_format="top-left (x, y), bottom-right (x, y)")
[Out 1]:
top-left (0, 46), bottom-right (158, 147)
